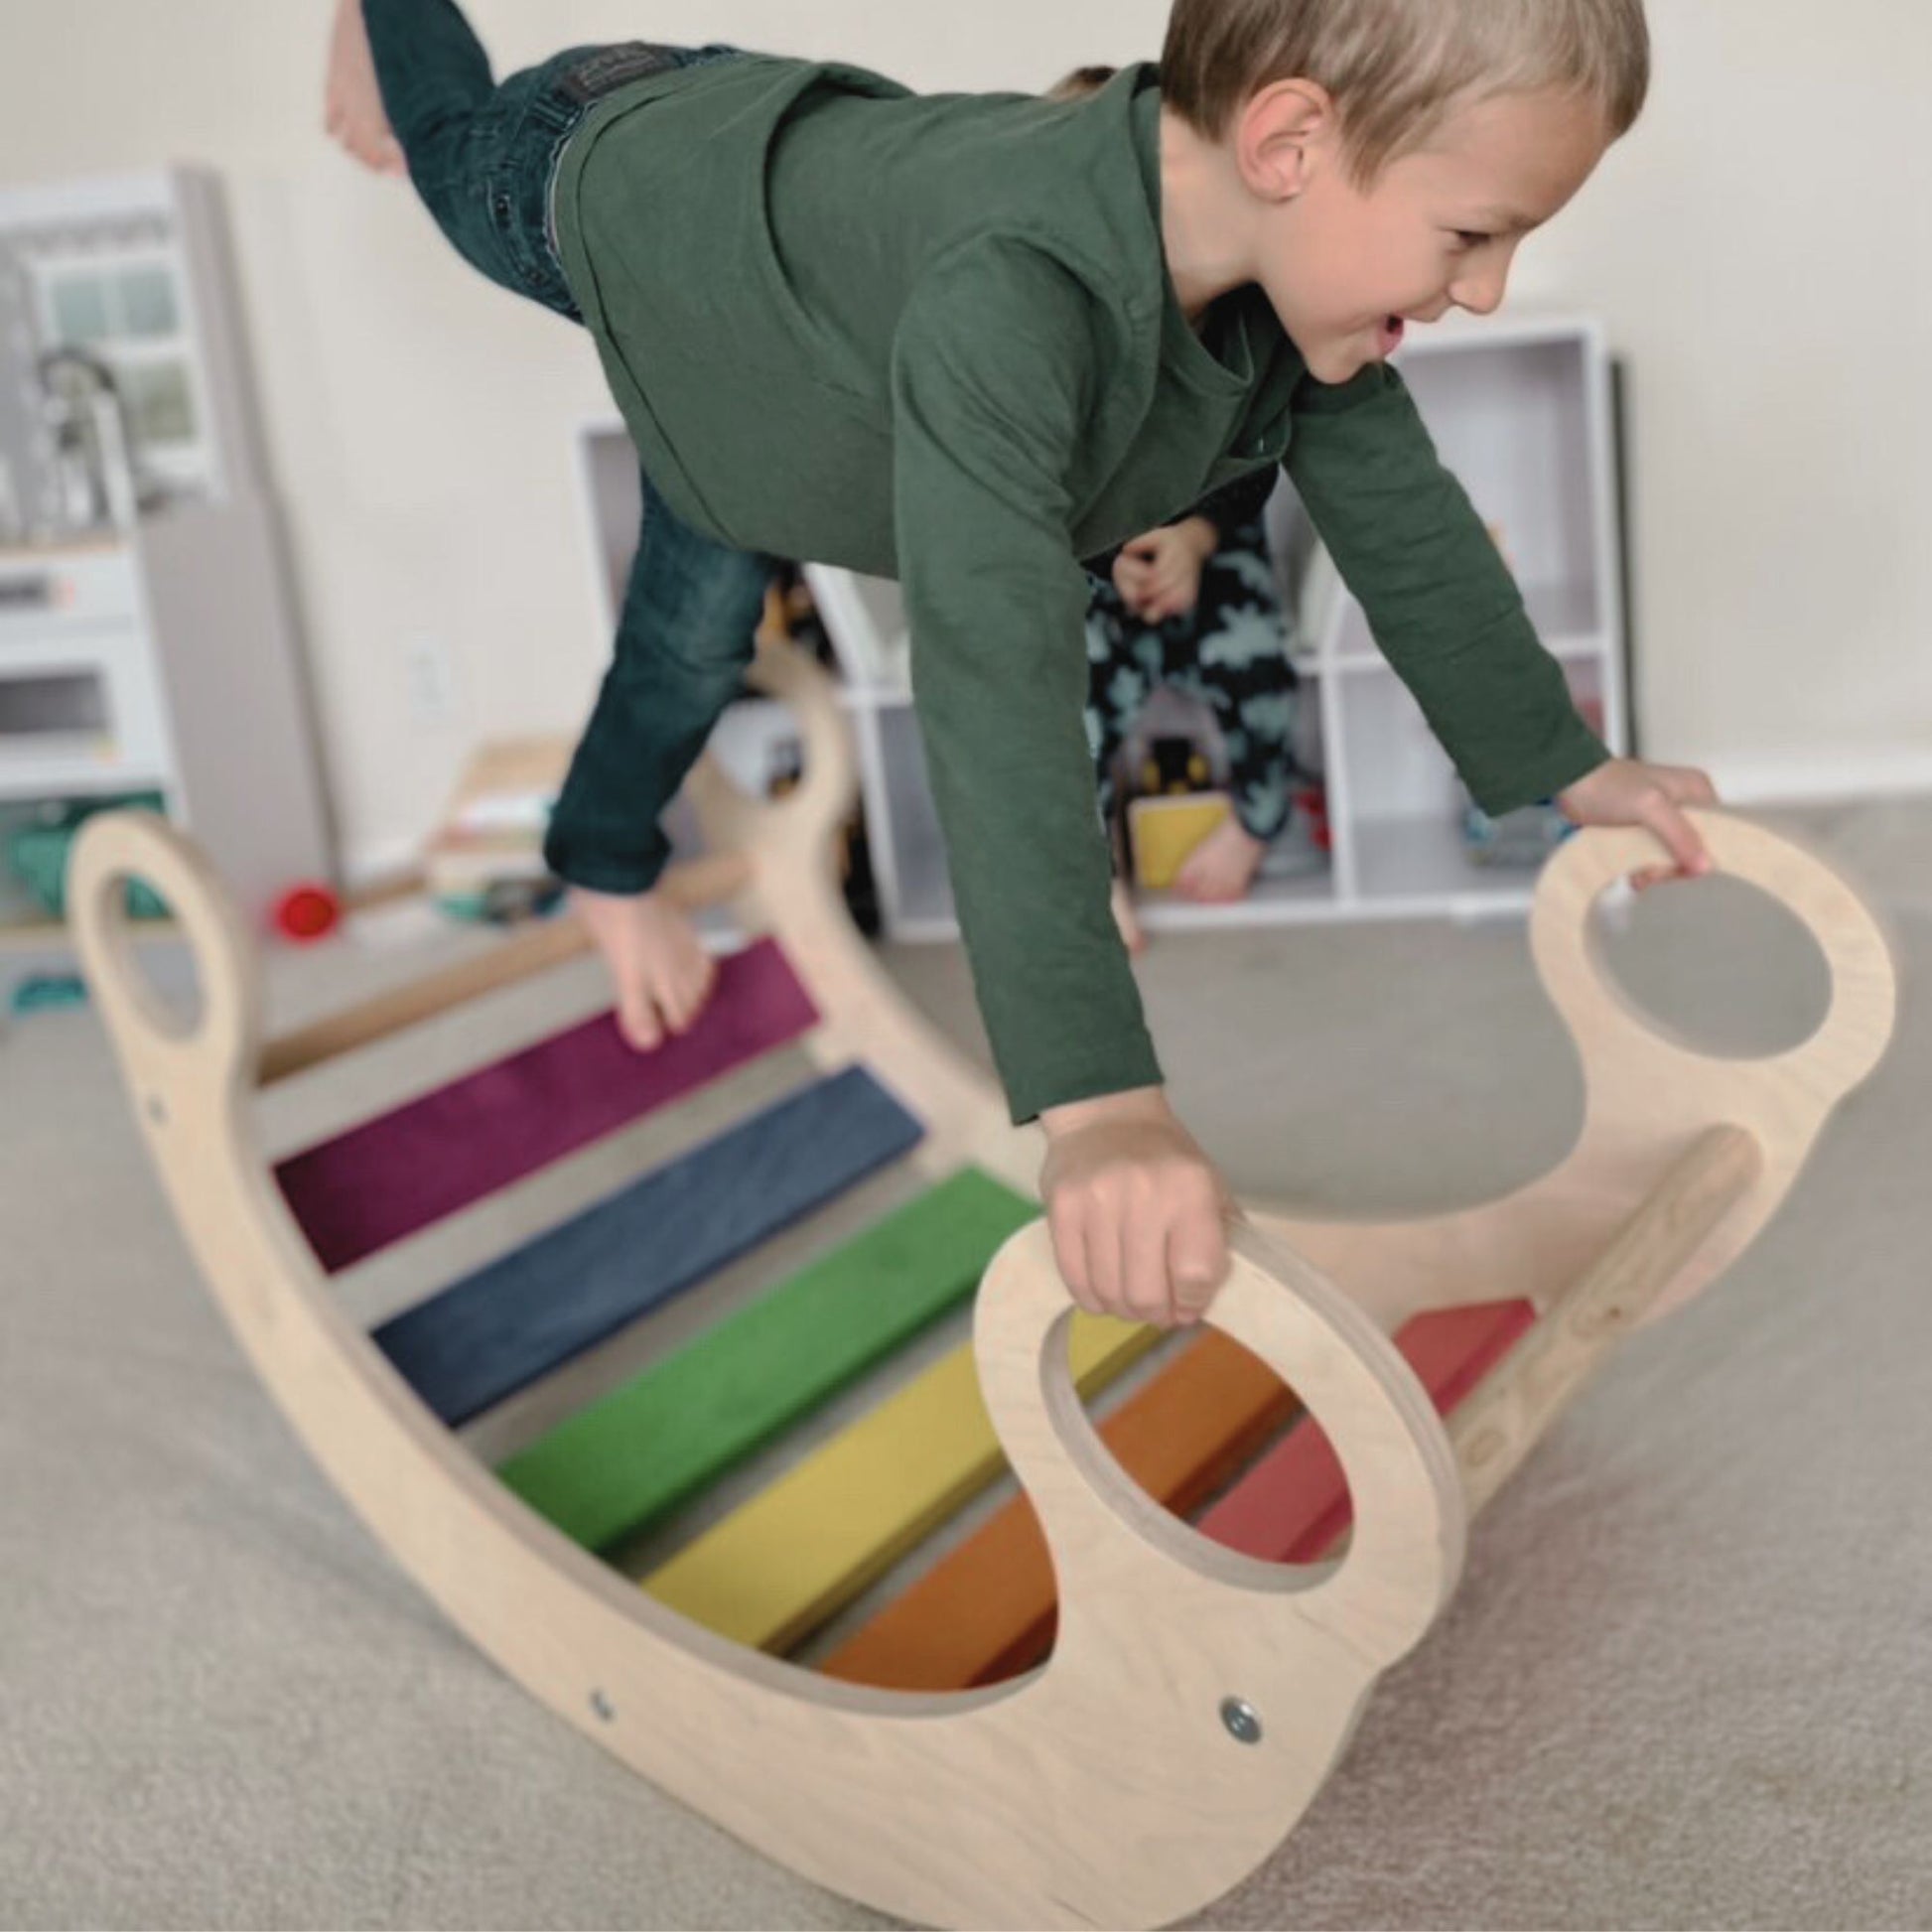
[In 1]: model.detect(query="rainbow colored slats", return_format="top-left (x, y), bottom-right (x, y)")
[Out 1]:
top-left (820, 1300), bottom-right (1535, 1689)
top-left (640, 1306), bottom-right (1156, 1653)
top-left (499, 1169), bottom-right (1039, 1551)
top-left (278, 936), bottom-right (817, 1271)
top-left (373, 1066), bottom-right (921, 1426)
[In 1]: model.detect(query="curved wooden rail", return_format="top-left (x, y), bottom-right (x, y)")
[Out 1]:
top-left (68, 647), bottom-right (1895, 1928)
top-left (67, 808), bottom-right (1461, 1928)
top-left (1258, 812), bottom-right (1898, 1349)
top-left (683, 642), bottom-right (1039, 1193)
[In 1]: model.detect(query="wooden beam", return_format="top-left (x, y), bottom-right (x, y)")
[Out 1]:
top-left (1448, 1124), bottom-right (1763, 1516)
top-left (275, 935), bottom-right (816, 1272)
top-left (817, 1328), bottom-right (1295, 1689)
top-left (373, 1066), bottom-right (921, 1427)
top-left (257, 851), bottom-right (751, 1086)
top-left (820, 1300), bottom-right (1535, 1690)
top-left (642, 1310), bottom-right (1158, 1654)
top-left (501, 1168), bottom-right (1036, 1552)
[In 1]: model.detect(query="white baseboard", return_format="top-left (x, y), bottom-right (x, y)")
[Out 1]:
top-left (338, 751), bottom-right (1932, 894)
top-left (1704, 749), bottom-right (1932, 809)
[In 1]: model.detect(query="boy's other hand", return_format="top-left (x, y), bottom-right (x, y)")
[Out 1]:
top-left (1037, 1086), bottom-right (1235, 1327)
top-left (325, 0), bottom-right (408, 176)
top-left (571, 884), bottom-right (718, 1051)
top-left (1111, 517), bottom-right (1219, 624)
top-left (1556, 757), bottom-right (1721, 891)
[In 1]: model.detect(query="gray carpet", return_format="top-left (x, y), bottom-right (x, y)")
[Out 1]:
top-left (3, 800), bottom-right (1929, 1930)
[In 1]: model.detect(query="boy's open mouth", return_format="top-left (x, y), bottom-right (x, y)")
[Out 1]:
top-left (1377, 316), bottom-right (1407, 355)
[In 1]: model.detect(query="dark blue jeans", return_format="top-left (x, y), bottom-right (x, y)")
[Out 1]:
top-left (361, 0), bottom-right (775, 894)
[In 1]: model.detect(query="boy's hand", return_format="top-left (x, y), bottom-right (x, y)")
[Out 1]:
top-left (325, 0), bottom-right (408, 176)
top-left (1037, 1086), bottom-right (1235, 1327)
top-left (1556, 758), bottom-right (1721, 891)
top-left (571, 884), bottom-right (718, 1051)
top-left (1112, 517), bottom-right (1219, 624)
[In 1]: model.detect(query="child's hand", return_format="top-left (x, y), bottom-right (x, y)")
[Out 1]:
top-left (1111, 517), bottom-right (1219, 624)
top-left (325, 0), bottom-right (408, 176)
top-left (571, 884), bottom-right (718, 1050)
top-left (1556, 758), bottom-right (1721, 890)
top-left (1037, 1086), bottom-right (1235, 1327)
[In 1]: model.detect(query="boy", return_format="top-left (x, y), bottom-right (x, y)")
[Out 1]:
top-left (1088, 492), bottom-right (1304, 954)
top-left (1047, 64), bottom-right (1306, 952)
top-left (327, 0), bottom-right (1717, 1331)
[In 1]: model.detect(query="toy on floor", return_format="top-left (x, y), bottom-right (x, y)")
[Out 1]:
top-left (7, 791), bottom-right (169, 920)
top-left (1128, 791), bottom-right (1234, 889)
top-left (69, 642), bottom-right (1896, 1931)
top-left (8, 971), bottom-right (88, 1014)
top-left (421, 735), bottom-right (568, 916)
top-left (1123, 729), bottom-right (1228, 889)
top-left (271, 881), bottom-right (343, 943)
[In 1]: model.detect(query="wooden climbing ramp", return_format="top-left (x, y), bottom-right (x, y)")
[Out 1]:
top-left (71, 641), bottom-right (1896, 1928)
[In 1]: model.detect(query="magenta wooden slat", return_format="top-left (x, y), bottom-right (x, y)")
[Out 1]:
top-left (275, 937), bottom-right (818, 1273)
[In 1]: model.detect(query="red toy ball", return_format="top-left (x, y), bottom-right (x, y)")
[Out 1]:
top-left (272, 881), bottom-right (342, 944)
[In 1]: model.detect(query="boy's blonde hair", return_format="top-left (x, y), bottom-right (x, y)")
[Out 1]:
top-left (1161, 0), bottom-right (1650, 182)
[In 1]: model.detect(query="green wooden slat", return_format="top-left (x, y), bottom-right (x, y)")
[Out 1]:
top-left (497, 1168), bottom-right (1036, 1552)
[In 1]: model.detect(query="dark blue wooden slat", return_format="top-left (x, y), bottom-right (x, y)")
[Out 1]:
top-left (372, 1067), bottom-right (923, 1426)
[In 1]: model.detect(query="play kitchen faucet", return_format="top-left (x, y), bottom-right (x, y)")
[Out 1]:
top-left (36, 346), bottom-right (139, 538)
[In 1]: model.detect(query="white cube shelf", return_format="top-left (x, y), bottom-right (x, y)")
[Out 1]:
top-left (577, 312), bottom-right (1629, 940)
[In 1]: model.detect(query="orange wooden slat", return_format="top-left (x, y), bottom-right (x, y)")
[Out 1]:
top-left (821, 1301), bottom-right (1536, 1691)
top-left (818, 1330), bottom-right (1295, 1690)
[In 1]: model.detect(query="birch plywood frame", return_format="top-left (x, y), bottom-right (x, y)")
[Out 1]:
top-left (1255, 813), bottom-right (1898, 1339)
top-left (70, 643), bottom-right (1895, 1930)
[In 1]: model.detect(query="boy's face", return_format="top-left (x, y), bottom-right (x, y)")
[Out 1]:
top-left (1244, 87), bottom-right (1612, 384)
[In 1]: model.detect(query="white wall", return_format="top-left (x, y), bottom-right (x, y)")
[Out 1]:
top-left (1515, 0), bottom-right (1932, 801)
top-left (0, 0), bottom-right (1925, 880)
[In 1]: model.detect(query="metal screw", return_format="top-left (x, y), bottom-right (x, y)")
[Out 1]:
top-left (1220, 1697), bottom-right (1263, 1745)
top-left (589, 1689), bottom-right (616, 1723)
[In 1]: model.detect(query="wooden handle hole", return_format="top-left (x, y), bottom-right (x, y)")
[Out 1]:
top-left (1586, 870), bottom-right (1833, 1061)
top-left (86, 866), bottom-right (207, 1045)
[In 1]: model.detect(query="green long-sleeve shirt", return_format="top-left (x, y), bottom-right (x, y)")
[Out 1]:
top-left (552, 56), bottom-right (1607, 1122)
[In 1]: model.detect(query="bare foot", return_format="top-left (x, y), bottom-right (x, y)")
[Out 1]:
top-left (1173, 814), bottom-right (1267, 903)
top-left (325, 0), bottom-right (407, 175)
top-left (570, 884), bottom-right (719, 1050)
top-left (1110, 879), bottom-right (1147, 955)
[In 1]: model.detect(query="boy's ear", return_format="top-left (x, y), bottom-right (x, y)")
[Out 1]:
top-left (1234, 78), bottom-right (1335, 202)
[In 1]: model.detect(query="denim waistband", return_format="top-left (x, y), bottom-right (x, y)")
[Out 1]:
top-left (526, 43), bottom-right (742, 273)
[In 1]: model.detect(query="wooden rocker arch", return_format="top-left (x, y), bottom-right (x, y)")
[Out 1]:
top-left (71, 642), bottom-right (1895, 1930)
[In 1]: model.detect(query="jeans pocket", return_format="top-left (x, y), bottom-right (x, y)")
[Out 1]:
top-left (482, 159), bottom-right (571, 308)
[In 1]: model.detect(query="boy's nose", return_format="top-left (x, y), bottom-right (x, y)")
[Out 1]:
top-left (1450, 264), bottom-right (1508, 316)
top-left (1450, 244), bottom-right (1517, 318)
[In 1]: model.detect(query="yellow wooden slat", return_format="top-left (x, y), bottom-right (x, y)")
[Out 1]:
top-left (642, 1311), bottom-right (1155, 1652)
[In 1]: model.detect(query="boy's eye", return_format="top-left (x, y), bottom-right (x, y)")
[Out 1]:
top-left (1449, 229), bottom-right (1491, 252)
